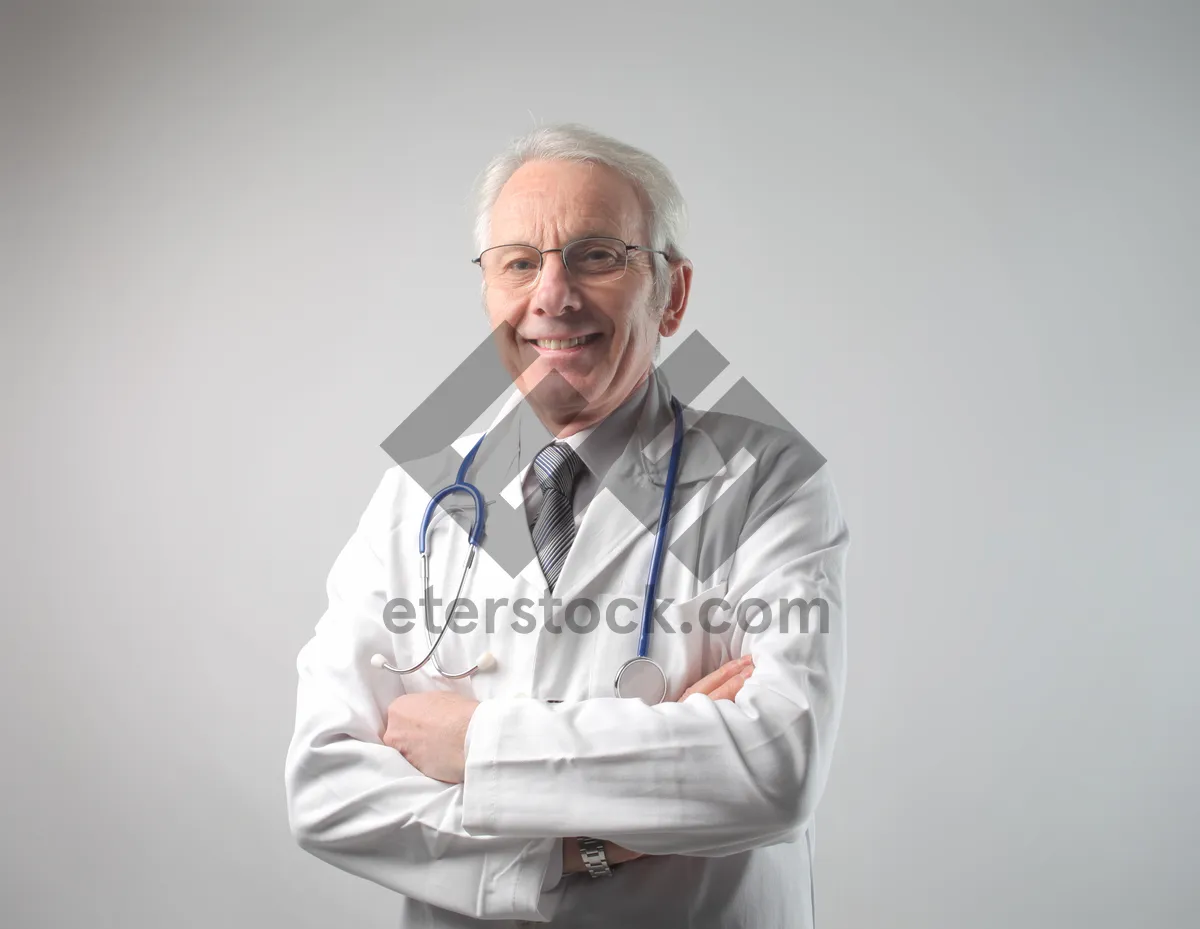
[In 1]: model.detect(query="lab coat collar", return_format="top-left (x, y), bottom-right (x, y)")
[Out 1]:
top-left (633, 368), bottom-right (728, 488)
top-left (472, 367), bottom-right (729, 493)
top-left (506, 375), bottom-right (650, 496)
top-left (432, 366), bottom-right (731, 598)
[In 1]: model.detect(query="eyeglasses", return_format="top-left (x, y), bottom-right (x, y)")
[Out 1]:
top-left (472, 236), bottom-right (669, 290)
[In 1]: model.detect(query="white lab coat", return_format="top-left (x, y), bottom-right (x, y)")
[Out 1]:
top-left (285, 372), bottom-right (849, 928)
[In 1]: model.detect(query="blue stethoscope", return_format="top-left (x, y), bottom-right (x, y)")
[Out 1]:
top-left (371, 396), bottom-right (685, 705)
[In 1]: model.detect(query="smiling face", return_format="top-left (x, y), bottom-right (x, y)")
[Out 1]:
top-left (482, 159), bottom-right (691, 435)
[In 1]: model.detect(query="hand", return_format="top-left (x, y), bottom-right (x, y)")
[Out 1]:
top-left (679, 653), bottom-right (755, 702)
top-left (382, 691), bottom-right (480, 784)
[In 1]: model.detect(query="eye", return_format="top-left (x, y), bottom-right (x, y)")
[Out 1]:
top-left (570, 240), bottom-right (623, 271)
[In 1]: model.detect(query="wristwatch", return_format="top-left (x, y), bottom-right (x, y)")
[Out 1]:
top-left (577, 837), bottom-right (614, 878)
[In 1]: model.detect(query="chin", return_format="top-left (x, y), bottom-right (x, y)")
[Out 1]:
top-left (519, 364), bottom-right (604, 418)
top-left (518, 355), bottom-right (579, 390)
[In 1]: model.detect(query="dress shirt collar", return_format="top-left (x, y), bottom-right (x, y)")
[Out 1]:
top-left (510, 374), bottom-right (651, 487)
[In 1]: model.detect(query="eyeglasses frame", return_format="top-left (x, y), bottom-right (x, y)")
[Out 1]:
top-left (471, 236), bottom-right (671, 286)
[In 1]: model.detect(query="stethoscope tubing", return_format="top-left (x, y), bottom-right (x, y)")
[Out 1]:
top-left (377, 396), bottom-right (685, 695)
top-left (638, 396), bottom-right (684, 659)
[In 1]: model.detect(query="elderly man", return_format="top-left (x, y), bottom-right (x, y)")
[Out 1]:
top-left (285, 124), bottom-right (849, 928)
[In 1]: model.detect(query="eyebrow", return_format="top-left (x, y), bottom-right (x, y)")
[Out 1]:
top-left (503, 231), bottom-right (627, 248)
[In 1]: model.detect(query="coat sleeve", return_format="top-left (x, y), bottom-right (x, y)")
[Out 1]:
top-left (284, 467), bottom-right (565, 921)
top-left (460, 458), bottom-right (849, 858)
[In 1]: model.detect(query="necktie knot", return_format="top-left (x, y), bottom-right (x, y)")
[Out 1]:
top-left (532, 442), bottom-right (584, 498)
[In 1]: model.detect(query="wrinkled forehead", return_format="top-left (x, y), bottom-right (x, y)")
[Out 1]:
top-left (488, 159), bottom-right (649, 247)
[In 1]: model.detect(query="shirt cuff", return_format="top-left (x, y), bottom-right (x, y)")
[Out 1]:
top-left (462, 697), bottom-right (507, 834)
top-left (466, 701), bottom-right (564, 894)
top-left (476, 836), bottom-right (565, 921)
top-left (541, 838), bottom-right (564, 891)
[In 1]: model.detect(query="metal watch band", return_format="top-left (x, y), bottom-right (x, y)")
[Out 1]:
top-left (577, 837), bottom-right (613, 878)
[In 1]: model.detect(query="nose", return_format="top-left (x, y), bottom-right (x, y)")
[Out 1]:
top-left (530, 250), bottom-right (581, 317)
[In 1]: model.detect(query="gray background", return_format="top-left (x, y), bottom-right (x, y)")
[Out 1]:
top-left (2, 1), bottom-right (1197, 926)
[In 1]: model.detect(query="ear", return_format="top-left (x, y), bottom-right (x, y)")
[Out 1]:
top-left (658, 258), bottom-right (694, 337)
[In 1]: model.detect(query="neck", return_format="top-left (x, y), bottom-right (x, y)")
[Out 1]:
top-left (527, 370), bottom-right (651, 439)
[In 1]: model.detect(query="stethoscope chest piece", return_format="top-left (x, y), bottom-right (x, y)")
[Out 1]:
top-left (613, 656), bottom-right (668, 705)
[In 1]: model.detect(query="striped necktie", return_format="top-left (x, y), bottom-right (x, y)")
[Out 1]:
top-left (531, 442), bottom-right (585, 592)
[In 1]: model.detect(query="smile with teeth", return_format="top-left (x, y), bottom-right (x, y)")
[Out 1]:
top-left (529, 334), bottom-right (600, 350)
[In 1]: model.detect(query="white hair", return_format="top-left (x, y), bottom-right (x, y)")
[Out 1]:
top-left (473, 123), bottom-right (688, 313)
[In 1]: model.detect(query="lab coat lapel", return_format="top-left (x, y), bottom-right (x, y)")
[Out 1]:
top-left (550, 371), bottom-right (727, 606)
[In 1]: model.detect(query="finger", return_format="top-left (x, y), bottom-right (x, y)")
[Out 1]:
top-left (702, 655), bottom-right (752, 691)
top-left (707, 667), bottom-right (754, 702)
top-left (679, 655), bottom-right (751, 701)
top-left (680, 654), bottom-right (752, 700)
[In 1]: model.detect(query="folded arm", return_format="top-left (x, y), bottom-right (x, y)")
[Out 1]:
top-left (460, 464), bottom-right (849, 857)
top-left (284, 469), bottom-right (563, 922)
